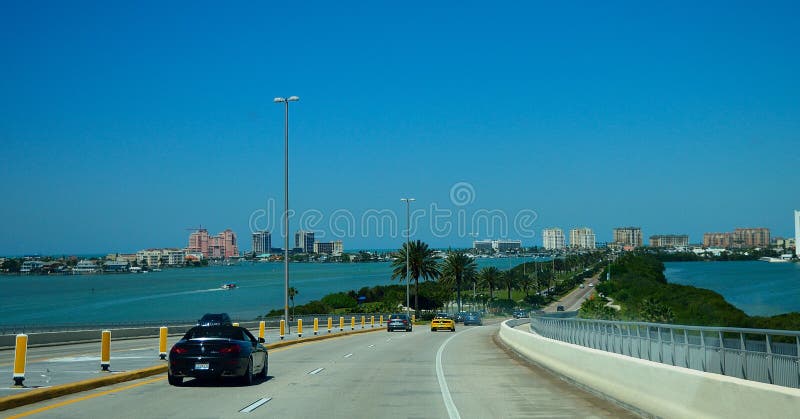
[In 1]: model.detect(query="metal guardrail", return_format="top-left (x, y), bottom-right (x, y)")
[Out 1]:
top-left (530, 312), bottom-right (800, 389)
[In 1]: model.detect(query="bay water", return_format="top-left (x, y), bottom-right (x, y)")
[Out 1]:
top-left (664, 261), bottom-right (800, 316)
top-left (1, 257), bottom-right (535, 326)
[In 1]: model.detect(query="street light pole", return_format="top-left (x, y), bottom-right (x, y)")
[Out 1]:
top-left (401, 198), bottom-right (415, 318)
top-left (274, 96), bottom-right (299, 331)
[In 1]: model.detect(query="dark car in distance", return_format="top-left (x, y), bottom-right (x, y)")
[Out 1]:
top-left (168, 325), bottom-right (267, 386)
top-left (513, 309), bottom-right (528, 319)
top-left (197, 313), bottom-right (233, 326)
top-left (463, 312), bottom-right (482, 326)
top-left (455, 311), bottom-right (468, 323)
top-left (387, 313), bottom-right (412, 332)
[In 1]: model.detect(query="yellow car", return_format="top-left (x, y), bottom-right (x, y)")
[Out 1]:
top-left (430, 313), bottom-right (455, 332)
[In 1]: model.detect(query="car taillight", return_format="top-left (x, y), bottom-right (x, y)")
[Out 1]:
top-left (219, 345), bottom-right (241, 354)
top-left (171, 346), bottom-right (188, 354)
top-left (403, 320), bottom-right (408, 324)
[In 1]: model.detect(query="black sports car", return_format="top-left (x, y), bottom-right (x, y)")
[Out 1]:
top-left (168, 325), bottom-right (268, 386)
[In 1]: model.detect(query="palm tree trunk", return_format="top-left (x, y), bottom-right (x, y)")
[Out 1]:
top-left (414, 278), bottom-right (419, 317)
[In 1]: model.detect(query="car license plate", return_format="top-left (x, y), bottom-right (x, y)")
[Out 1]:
top-left (195, 363), bottom-right (210, 370)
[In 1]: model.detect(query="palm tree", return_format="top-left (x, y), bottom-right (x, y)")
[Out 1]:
top-left (499, 271), bottom-right (517, 300)
top-left (478, 266), bottom-right (500, 300)
top-left (439, 251), bottom-right (477, 312)
top-left (518, 274), bottom-right (534, 297)
top-left (288, 287), bottom-right (299, 317)
top-left (391, 240), bottom-right (440, 315)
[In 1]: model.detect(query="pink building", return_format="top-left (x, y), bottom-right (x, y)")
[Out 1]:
top-left (188, 228), bottom-right (238, 259)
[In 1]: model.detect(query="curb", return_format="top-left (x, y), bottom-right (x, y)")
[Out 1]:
top-left (0, 326), bottom-right (383, 413)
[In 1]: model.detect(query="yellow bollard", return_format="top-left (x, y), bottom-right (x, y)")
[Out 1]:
top-left (361, 316), bottom-right (365, 329)
top-left (298, 319), bottom-right (303, 338)
top-left (280, 319), bottom-right (285, 340)
top-left (412, 314), bottom-right (416, 324)
top-left (380, 314), bottom-right (383, 326)
top-left (13, 334), bottom-right (28, 386)
top-left (351, 316), bottom-right (355, 330)
top-left (101, 330), bottom-right (111, 372)
top-left (314, 318), bottom-right (319, 335)
top-left (371, 315), bottom-right (375, 328)
top-left (327, 317), bottom-right (332, 333)
top-left (259, 321), bottom-right (266, 340)
top-left (339, 317), bottom-right (344, 331)
top-left (159, 327), bottom-right (168, 360)
top-left (232, 322), bottom-right (239, 327)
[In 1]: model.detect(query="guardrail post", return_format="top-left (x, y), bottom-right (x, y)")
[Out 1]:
top-left (259, 321), bottom-right (266, 340)
top-left (684, 329), bottom-right (690, 368)
top-left (314, 318), bottom-right (319, 335)
top-left (370, 315), bottom-right (375, 328)
top-left (101, 330), bottom-right (111, 372)
top-left (12, 334), bottom-right (28, 386)
top-left (361, 316), bottom-right (365, 329)
top-left (350, 316), bottom-right (355, 330)
top-left (657, 326), bottom-right (663, 363)
top-left (327, 317), bottom-right (332, 333)
top-left (297, 319), bottom-right (303, 338)
top-left (339, 317), bottom-right (344, 331)
top-left (670, 328), bottom-right (676, 366)
top-left (159, 326), bottom-right (168, 360)
top-left (719, 330), bottom-right (725, 375)
top-left (766, 333), bottom-right (774, 384)
top-left (700, 330), bottom-right (706, 372)
top-left (380, 314), bottom-right (383, 326)
top-left (232, 322), bottom-right (239, 327)
top-left (280, 320), bottom-right (285, 340)
top-left (740, 331), bottom-right (747, 380)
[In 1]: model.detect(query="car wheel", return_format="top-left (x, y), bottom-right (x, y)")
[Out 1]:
top-left (451, 327), bottom-right (455, 332)
top-left (167, 372), bottom-right (182, 386)
top-left (430, 328), bottom-right (435, 332)
top-left (242, 357), bottom-right (254, 386)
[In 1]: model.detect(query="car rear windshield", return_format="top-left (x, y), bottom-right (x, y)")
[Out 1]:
top-left (184, 326), bottom-right (245, 340)
top-left (389, 314), bottom-right (408, 320)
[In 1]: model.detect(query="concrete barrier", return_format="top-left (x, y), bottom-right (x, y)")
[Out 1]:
top-left (498, 320), bottom-right (800, 419)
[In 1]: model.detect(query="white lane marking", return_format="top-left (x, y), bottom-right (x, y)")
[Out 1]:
top-left (239, 397), bottom-right (271, 413)
top-left (344, 353), bottom-right (353, 358)
top-left (386, 338), bottom-right (392, 342)
top-left (308, 367), bottom-right (325, 375)
top-left (435, 333), bottom-right (462, 419)
top-left (368, 344), bottom-right (375, 348)
top-left (435, 326), bottom-right (483, 419)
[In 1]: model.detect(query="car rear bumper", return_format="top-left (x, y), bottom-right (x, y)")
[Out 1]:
top-left (169, 357), bottom-right (248, 378)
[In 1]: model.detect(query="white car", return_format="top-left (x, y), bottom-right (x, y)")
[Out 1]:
top-left (588, 283), bottom-right (594, 287)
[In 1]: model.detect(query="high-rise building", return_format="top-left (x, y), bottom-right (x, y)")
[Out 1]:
top-left (613, 227), bottom-right (642, 248)
top-left (732, 228), bottom-right (770, 248)
top-left (649, 235), bottom-right (689, 248)
top-left (795, 210), bottom-right (800, 257)
top-left (187, 228), bottom-right (238, 259)
top-left (569, 227), bottom-right (596, 249)
top-left (295, 230), bottom-right (315, 253)
top-left (492, 240), bottom-right (522, 252)
top-left (703, 232), bottom-right (732, 248)
top-left (473, 240), bottom-right (493, 251)
top-left (542, 228), bottom-right (565, 250)
top-left (252, 231), bottom-right (271, 255)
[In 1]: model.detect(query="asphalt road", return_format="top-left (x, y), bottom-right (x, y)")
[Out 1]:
top-left (0, 326), bottom-right (362, 397)
top-left (544, 275), bottom-right (600, 312)
top-left (2, 321), bottom-right (637, 419)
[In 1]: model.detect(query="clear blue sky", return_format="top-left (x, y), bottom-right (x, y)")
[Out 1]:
top-left (1, 1), bottom-right (798, 255)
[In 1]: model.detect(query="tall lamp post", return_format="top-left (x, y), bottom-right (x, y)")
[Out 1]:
top-left (401, 198), bottom-right (415, 317)
top-left (274, 95), bottom-right (299, 330)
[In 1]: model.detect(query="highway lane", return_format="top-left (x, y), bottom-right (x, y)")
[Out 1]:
top-left (2, 322), bottom-right (638, 419)
top-left (0, 326), bottom-right (364, 396)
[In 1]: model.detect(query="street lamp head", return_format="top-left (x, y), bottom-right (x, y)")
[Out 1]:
top-left (273, 97), bottom-right (285, 103)
top-left (287, 96), bottom-right (300, 102)
top-left (401, 198), bottom-right (416, 203)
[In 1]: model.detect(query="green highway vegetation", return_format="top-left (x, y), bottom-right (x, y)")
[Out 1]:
top-left (585, 253), bottom-right (800, 331)
top-left (266, 240), bottom-right (607, 320)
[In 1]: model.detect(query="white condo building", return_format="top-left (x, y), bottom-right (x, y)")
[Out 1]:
top-left (542, 228), bottom-right (565, 250)
top-left (569, 227), bottom-right (596, 249)
top-left (795, 210), bottom-right (800, 257)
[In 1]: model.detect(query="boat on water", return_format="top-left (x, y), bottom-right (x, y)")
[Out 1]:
top-left (758, 257), bottom-right (789, 263)
top-left (221, 283), bottom-right (237, 290)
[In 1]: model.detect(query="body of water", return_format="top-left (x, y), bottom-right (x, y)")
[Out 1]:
top-left (664, 261), bottom-right (800, 316)
top-left (1, 257), bottom-right (540, 326)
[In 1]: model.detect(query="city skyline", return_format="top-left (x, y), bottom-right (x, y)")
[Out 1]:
top-left (1, 2), bottom-right (799, 255)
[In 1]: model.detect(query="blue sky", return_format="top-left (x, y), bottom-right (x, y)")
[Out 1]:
top-left (1, 1), bottom-right (798, 255)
